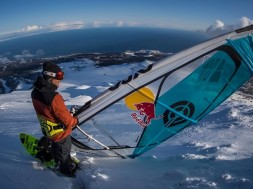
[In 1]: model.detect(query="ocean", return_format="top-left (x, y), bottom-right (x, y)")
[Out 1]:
top-left (0, 27), bottom-right (207, 60)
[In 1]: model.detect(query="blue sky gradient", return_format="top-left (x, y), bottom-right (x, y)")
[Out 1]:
top-left (1, 0), bottom-right (253, 37)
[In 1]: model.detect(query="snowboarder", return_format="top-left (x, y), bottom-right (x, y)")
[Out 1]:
top-left (31, 61), bottom-right (79, 176)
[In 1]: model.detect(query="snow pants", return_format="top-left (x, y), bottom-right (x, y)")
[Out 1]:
top-left (51, 135), bottom-right (73, 174)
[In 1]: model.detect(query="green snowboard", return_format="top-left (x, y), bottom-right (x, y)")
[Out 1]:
top-left (19, 133), bottom-right (80, 170)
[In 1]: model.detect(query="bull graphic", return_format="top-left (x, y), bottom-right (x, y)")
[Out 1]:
top-left (134, 102), bottom-right (163, 125)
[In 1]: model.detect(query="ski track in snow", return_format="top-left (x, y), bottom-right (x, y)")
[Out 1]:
top-left (0, 61), bottom-right (253, 189)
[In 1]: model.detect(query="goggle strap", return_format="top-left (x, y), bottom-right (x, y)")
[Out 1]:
top-left (43, 71), bottom-right (56, 77)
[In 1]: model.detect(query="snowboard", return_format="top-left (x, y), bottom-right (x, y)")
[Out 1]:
top-left (19, 133), bottom-right (80, 175)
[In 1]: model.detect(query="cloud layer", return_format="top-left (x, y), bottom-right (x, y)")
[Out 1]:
top-left (17, 20), bottom-right (139, 33)
top-left (16, 17), bottom-right (253, 35)
top-left (206, 17), bottom-right (253, 36)
top-left (0, 20), bottom-right (142, 41)
top-left (0, 17), bottom-right (252, 42)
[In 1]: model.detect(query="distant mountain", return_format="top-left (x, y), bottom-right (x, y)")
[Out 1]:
top-left (0, 50), bottom-right (169, 94)
top-left (1, 49), bottom-right (253, 98)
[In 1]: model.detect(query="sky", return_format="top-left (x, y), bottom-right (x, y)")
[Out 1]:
top-left (1, 0), bottom-right (253, 38)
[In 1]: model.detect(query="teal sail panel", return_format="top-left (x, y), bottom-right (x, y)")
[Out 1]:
top-left (132, 35), bottom-right (253, 157)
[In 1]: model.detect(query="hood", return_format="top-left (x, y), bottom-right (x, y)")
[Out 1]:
top-left (33, 76), bottom-right (57, 92)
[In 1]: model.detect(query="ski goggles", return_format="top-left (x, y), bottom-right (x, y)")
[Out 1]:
top-left (43, 71), bottom-right (64, 80)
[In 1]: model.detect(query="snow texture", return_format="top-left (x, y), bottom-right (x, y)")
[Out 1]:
top-left (0, 60), bottom-right (253, 189)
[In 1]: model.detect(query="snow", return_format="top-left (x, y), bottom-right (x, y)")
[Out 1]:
top-left (0, 60), bottom-right (253, 189)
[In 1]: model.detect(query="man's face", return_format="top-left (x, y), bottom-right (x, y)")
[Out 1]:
top-left (50, 78), bottom-right (61, 88)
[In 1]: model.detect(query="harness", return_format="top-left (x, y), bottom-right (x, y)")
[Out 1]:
top-left (37, 115), bottom-right (64, 137)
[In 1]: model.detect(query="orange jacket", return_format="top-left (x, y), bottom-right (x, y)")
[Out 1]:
top-left (32, 76), bottom-right (78, 142)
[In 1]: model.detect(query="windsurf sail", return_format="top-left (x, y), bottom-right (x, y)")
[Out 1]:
top-left (72, 25), bottom-right (253, 158)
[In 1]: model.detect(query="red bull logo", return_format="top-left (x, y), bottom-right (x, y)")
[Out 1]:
top-left (134, 102), bottom-right (155, 124)
top-left (125, 87), bottom-right (162, 128)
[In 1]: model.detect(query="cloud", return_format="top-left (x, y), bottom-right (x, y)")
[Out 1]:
top-left (19, 21), bottom-right (86, 33)
top-left (206, 17), bottom-right (253, 37)
top-left (12, 50), bottom-right (44, 64)
top-left (0, 56), bottom-right (11, 64)
top-left (17, 20), bottom-right (134, 34)
top-left (0, 21), bottom-right (86, 41)
top-left (36, 49), bottom-right (45, 56)
top-left (236, 17), bottom-right (253, 28)
top-left (13, 50), bottom-right (35, 63)
top-left (18, 25), bottom-right (43, 32)
top-left (0, 19), bottom-right (142, 41)
top-left (91, 20), bottom-right (139, 28)
top-left (49, 21), bottom-right (85, 31)
top-left (0, 25), bottom-right (45, 41)
top-left (93, 20), bottom-right (117, 28)
top-left (206, 20), bottom-right (225, 31)
top-left (0, 49), bottom-right (45, 64)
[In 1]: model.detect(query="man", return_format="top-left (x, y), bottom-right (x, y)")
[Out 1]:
top-left (31, 61), bottom-right (78, 176)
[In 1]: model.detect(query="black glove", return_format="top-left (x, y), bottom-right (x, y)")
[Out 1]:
top-left (70, 105), bottom-right (81, 116)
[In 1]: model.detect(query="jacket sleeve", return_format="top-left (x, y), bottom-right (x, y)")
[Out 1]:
top-left (51, 93), bottom-right (78, 131)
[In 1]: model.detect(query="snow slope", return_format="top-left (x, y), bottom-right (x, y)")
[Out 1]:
top-left (0, 59), bottom-right (253, 189)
